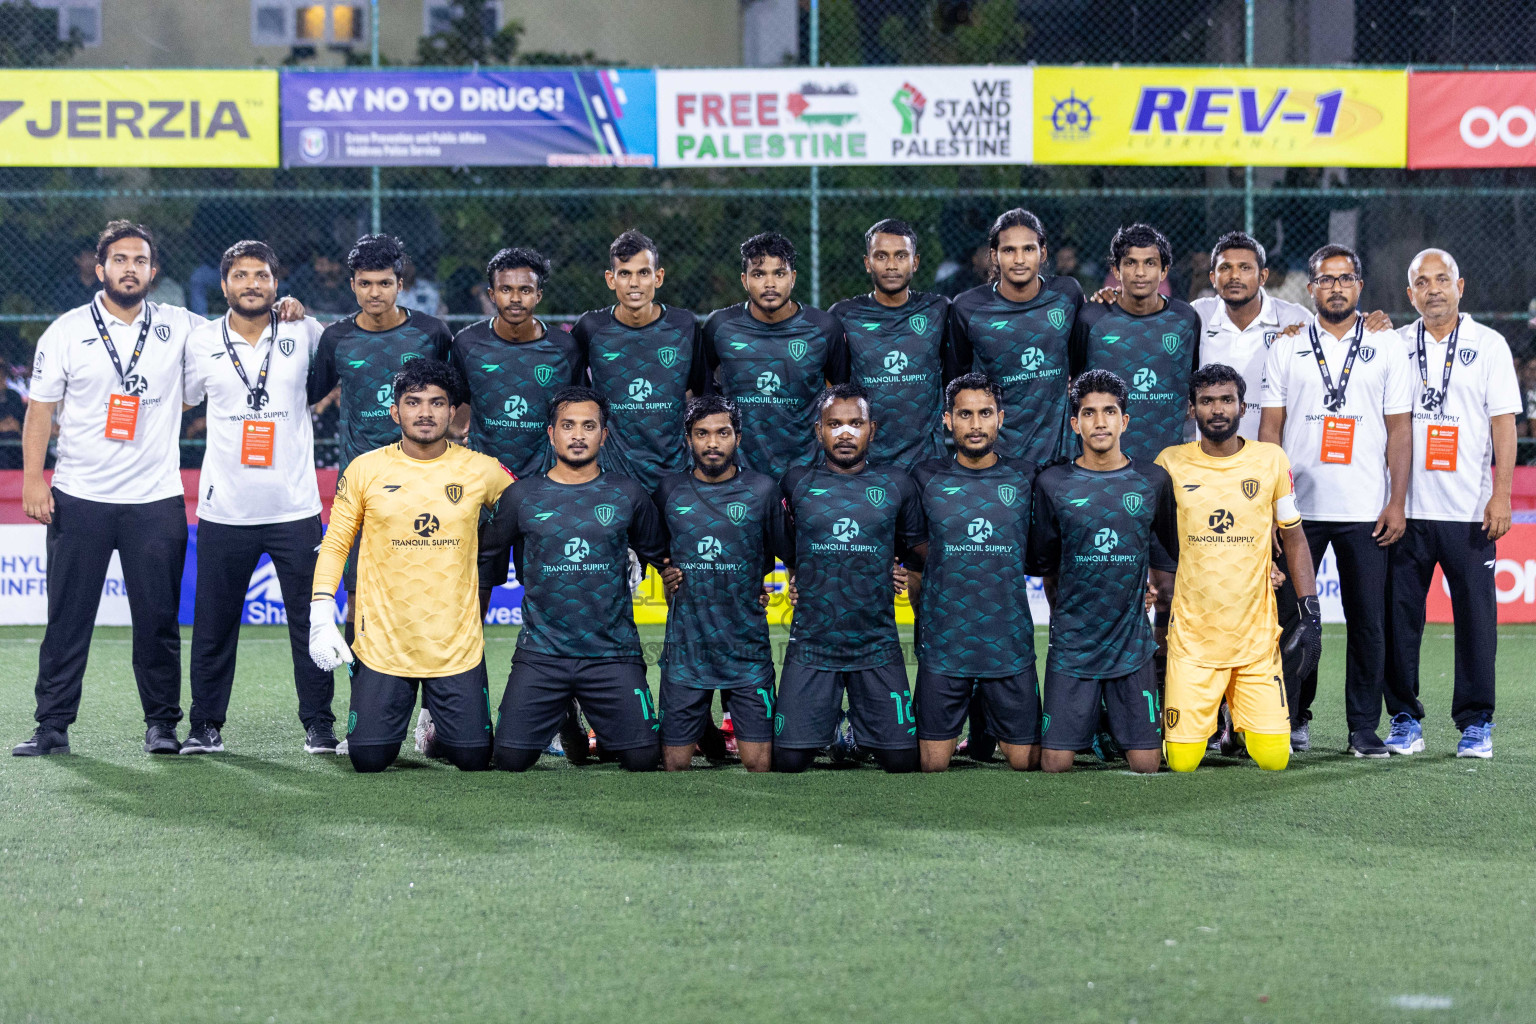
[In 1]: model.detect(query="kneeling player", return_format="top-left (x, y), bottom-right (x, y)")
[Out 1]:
top-left (911, 374), bottom-right (1042, 771)
top-left (480, 386), bottom-right (669, 772)
top-left (309, 359), bottom-right (511, 773)
top-left (1155, 364), bottom-right (1321, 772)
top-left (774, 384), bottom-right (926, 773)
top-left (657, 395), bottom-right (790, 772)
top-left (1027, 370), bottom-right (1179, 774)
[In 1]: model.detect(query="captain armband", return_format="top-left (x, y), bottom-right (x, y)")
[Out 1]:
top-left (1274, 493), bottom-right (1301, 527)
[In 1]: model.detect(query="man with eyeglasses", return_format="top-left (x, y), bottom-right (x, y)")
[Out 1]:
top-left (1259, 244), bottom-right (1413, 759)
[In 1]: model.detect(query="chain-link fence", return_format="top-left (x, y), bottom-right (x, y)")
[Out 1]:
top-left (3, 0), bottom-right (1536, 463)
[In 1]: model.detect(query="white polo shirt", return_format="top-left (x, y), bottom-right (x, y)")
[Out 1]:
top-left (1396, 315), bottom-right (1522, 522)
top-left (1261, 314), bottom-right (1415, 522)
top-left (183, 312), bottom-right (324, 526)
top-left (1192, 289), bottom-right (1312, 439)
top-left (29, 294), bottom-right (197, 504)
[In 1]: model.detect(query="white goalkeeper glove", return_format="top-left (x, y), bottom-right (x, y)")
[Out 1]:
top-left (309, 598), bottom-right (353, 671)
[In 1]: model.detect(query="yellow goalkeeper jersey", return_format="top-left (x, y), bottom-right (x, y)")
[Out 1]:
top-left (1154, 440), bottom-right (1301, 669)
top-left (313, 442), bottom-right (513, 677)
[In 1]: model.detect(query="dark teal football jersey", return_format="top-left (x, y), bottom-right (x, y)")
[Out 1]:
top-left (449, 319), bottom-right (584, 480)
top-left (911, 456), bottom-right (1038, 678)
top-left (1069, 298), bottom-right (1201, 460)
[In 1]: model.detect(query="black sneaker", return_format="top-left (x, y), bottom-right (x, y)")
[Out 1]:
top-left (144, 723), bottom-right (180, 754)
top-left (560, 700), bottom-right (591, 766)
top-left (1348, 728), bottom-right (1390, 759)
top-left (304, 724), bottom-right (341, 754)
top-left (696, 721), bottom-right (730, 764)
top-left (179, 723), bottom-right (224, 754)
top-left (12, 726), bottom-right (69, 756)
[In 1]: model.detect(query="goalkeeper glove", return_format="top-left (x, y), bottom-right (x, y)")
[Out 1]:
top-left (309, 598), bottom-right (353, 671)
top-left (1281, 595), bottom-right (1322, 681)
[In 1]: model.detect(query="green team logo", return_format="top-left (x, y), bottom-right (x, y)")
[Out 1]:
top-left (1019, 346), bottom-right (1045, 372)
top-left (697, 535), bottom-right (723, 562)
top-left (1093, 528), bottom-right (1119, 554)
top-left (865, 486), bottom-right (887, 508)
top-left (861, 322), bottom-right (881, 332)
top-left (503, 395), bottom-right (529, 419)
top-left (1122, 492), bottom-right (1144, 515)
top-left (883, 350), bottom-right (908, 374)
top-left (658, 346), bottom-right (680, 368)
top-left (347, 358), bottom-right (368, 369)
top-left (1048, 307), bottom-right (1066, 329)
top-left (942, 485), bottom-right (964, 495)
top-left (908, 313), bottom-right (929, 335)
top-left (347, 711), bottom-right (357, 736)
top-left (1162, 332), bottom-right (1181, 355)
top-left (967, 517), bottom-right (994, 543)
top-left (1068, 497), bottom-right (1091, 507)
top-left (1102, 334), bottom-right (1121, 345)
top-left (535, 364), bottom-right (555, 387)
top-left (480, 363), bottom-right (501, 372)
top-left (673, 504), bottom-right (693, 515)
top-left (998, 483), bottom-right (1018, 507)
top-left (628, 377), bottom-right (654, 402)
top-left (989, 320), bottom-right (1010, 330)
top-left (594, 504), bottom-right (616, 526)
top-left (534, 511), bottom-right (556, 521)
top-left (730, 342), bottom-right (749, 351)
top-left (774, 713), bottom-right (785, 736)
top-left (788, 339), bottom-right (808, 361)
top-left (726, 501), bottom-right (749, 524)
top-left (1041, 713), bottom-right (1050, 734)
top-left (756, 370), bottom-right (781, 395)
top-left (1133, 367), bottom-right (1158, 392)
top-left (400, 352), bottom-right (421, 365)
top-left (832, 517), bottom-right (861, 543)
top-left (376, 383), bottom-right (393, 405)
top-left (564, 537), bottom-right (590, 562)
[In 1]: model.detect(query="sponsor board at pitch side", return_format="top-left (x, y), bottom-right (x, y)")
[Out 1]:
top-left (657, 67), bottom-right (1033, 167)
top-left (1409, 71), bottom-right (1536, 168)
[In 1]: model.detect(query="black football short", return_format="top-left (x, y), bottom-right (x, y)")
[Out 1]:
top-left (659, 676), bottom-right (775, 747)
top-left (1042, 660), bottom-right (1162, 752)
top-left (495, 647), bottom-right (659, 753)
top-left (915, 664), bottom-right (1041, 745)
top-left (773, 658), bottom-right (916, 751)
top-left (346, 658), bottom-right (493, 753)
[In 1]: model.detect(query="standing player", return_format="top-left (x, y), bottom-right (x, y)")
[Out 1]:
top-left (1157, 364), bottom-right (1322, 772)
top-left (451, 247), bottom-right (584, 480)
top-left (308, 359), bottom-right (512, 773)
top-left (571, 229), bottom-right (706, 494)
top-left (947, 208), bottom-right (1083, 465)
top-left (1027, 370), bottom-right (1179, 774)
top-left (1384, 249), bottom-right (1519, 759)
top-left (656, 395), bottom-right (790, 772)
top-left (774, 383), bottom-right (927, 774)
top-left (481, 385), bottom-right (670, 772)
top-left (307, 234), bottom-right (454, 642)
top-left (911, 373), bottom-right (1042, 772)
top-left (828, 219), bottom-right (951, 470)
top-left (701, 232), bottom-right (841, 480)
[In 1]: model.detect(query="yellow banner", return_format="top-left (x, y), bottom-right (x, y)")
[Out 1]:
top-left (0, 70), bottom-right (278, 167)
top-left (1034, 67), bottom-right (1406, 167)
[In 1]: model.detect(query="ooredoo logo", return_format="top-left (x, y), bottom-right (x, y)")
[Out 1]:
top-left (1409, 71), bottom-right (1536, 169)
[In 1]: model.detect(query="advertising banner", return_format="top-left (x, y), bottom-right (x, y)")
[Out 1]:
top-left (656, 66), bottom-right (1033, 167)
top-left (1408, 71), bottom-right (1536, 169)
top-left (280, 68), bottom-right (655, 167)
top-left (0, 70), bottom-right (278, 167)
top-left (1033, 66), bottom-right (1406, 167)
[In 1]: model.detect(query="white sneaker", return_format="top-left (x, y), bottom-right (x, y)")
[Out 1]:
top-left (413, 708), bottom-right (436, 754)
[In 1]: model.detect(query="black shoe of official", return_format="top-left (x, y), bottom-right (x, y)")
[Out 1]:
top-left (12, 726), bottom-right (69, 756)
top-left (560, 702), bottom-right (591, 766)
top-left (303, 724), bottom-right (341, 754)
top-left (1348, 728), bottom-right (1391, 759)
top-left (143, 723), bottom-right (181, 755)
top-left (696, 721), bottom-right (730, 764)
top-left (179, 723), bottom-right (224, 755)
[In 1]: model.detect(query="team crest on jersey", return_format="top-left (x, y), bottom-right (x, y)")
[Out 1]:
top-left (1048, 307), bottom-right (1066, 329)
top-left (998, 484), bottom-right (1018, 507)
top-left (1264, 330), bottom-right (1279, 346)
top-left (1241, 478), bottom-right (1260, 501)
top-left (658, 346), bottom-right (679, 368)
top-left (788, 339), bottom-right (808, 361)
top-left (1358, 346), bottom-right (1376, 362)
top-left (154, 324), bottom-right (172, 342)
top-left (908, 314), bottom-right (929, 335)
top-left (595, 504), bottom-right (616, 526)
top-left (1162, 332), bottom-right (1180, 355)
top-left (279, 338), bottom-right (294, 357)
top-left (727, 501), bottom-right (749, 524)
top-left (1164, 707), bottom-right (1180, 729)
top-left (535, 364), bottom-right (555, 386)
top-left (445, 483), bottom-right (464, 505)
top-left (1460, 347), bottom-right (1478, 365)
top-left (1122, 492), bottom-right (1143, 515)
top-left (866, 486), bottom-right (887, 508)
top-left (400, 352), bottom-right (422, 366)
top-left (334, 474), bottom-right (348, 499)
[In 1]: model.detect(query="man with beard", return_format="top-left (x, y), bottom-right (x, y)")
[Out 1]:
top-left (1260, 244), bottom-right (1412, 759)
top-left (1158, 364), bottom-right (1322, 772)
top-left (179, 241), bottom-right (338, 756)
top-left (655, 394), bottom-right (790, 772)
top-left (773, 383), bottom-right (927, 774)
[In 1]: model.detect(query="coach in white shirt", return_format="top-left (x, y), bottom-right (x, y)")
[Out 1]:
top-left (1381, 250), bottom-right (1518, 760)
top-left (179, 241), bottom-right (340, 758)
top-left (1260, 243), bottom-right (1414, 759)
top-left (1192, 231), bottom-right (1312, 440)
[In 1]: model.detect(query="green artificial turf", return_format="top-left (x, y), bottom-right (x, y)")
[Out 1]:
top-left (1, 623), bottom-right (1534, 1023)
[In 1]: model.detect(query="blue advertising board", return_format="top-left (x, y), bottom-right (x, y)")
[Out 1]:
top-left (280, 68), bottom-right (656, 167)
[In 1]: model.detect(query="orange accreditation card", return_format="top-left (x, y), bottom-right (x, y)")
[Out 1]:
top-left (105, 393), bottom-right (139, 441)
top-left (1425, 424), bottom-right (1458, 472)
top-left (1320, 416), bottom-right (1355, 465)
top-left (240, 420), bottom-right (276, 467)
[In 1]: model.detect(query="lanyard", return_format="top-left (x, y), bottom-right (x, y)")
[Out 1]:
top-left (220, 312), bottom-right (278, 411)
top-left (1308, 317), bottom-right (1364, 413)
top-left (89, 300), bottom-right (151, 395)
top-left (1415, 315), bottom-right (1463, 412)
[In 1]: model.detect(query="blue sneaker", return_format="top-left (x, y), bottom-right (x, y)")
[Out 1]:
top-left (829, 711), bottom-right (868, 763)
top-left (1456, 718), bottom-right (1493, 759)
top-left (1091, 730), bottom-right (1124, 763)
top-left (1384, 713), bottom-right (1424, 755)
